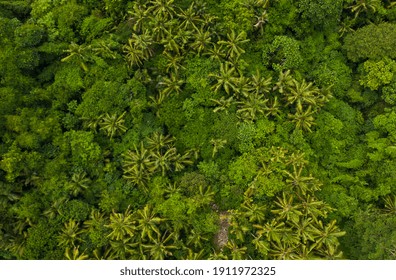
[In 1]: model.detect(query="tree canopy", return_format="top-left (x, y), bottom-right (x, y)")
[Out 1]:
top-left (1, 0), bottom-right (396, 260)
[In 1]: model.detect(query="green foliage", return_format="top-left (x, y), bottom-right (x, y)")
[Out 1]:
top-left (228, 153), bottom-right (257, 186)
top-left (60, 200), bottom-right (91, 222)
top-left (76, 79), bottom-right (130, 119)
top-left (214, 0), bottom-right (255, 32)
top-left (347, 208), bottom-right (396, 259)
top-left (268, 36), bottom-right (303, 71)
top-left (298, 0), bottom-right (343, 31)
top-left (80, 15), bottom-right (112, 41)
top-left (382, 80), bottom-right (396, 105)
top-left (57, 130), bottom-right (102, 174)
top-left (23, 220), bottom-right (63, 259)
top-left (311, 51), bottom-right (352, 98)
top-left (344, 23), bottom-right (396, 62)
top-left (14, 24), bottom-right (45, 48)
top-left (359, 58), bottom-right (396, 90)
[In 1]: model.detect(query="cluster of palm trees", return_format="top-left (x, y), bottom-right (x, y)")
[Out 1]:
top-left (56, 205), bottom-right (176, 260)
top-left (122, 132), bottom-right (194, 191)
top-left (58, 197), bottom-right (221, 260)
top-left (123, 0), bottom-right (268, 107)
top-left (223, 147), bottom-right (345, 259)
top-left (124, 0), bottom-right (216, 103)
top-left (61, 39), bottom-right (119, 71)
top-left (210, 67), bottom-right (332, 130)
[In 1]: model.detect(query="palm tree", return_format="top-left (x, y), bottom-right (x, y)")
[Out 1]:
top-left (81, 114), bottom-right (103, 133)
top-left (251, 233), bottom-right (270, 256)
top-left (91, 39), bottom-right (118, 60)
top-left (12, 219), bottom-right (32, 235)
top-left (108, 238), bottom-right (139, 259)
top-left (194, 185), bottom-right (215, 206)
top-left (284, 165), bottom-right (315, 194)
top-left (149, 17), bottom-right (175, 42)
top-left (288, 105), bottom-right (316, 132)
top-left (106, 206), bottom-right (136, 241)
top-left (218, 30), bottom-right (250, 59)
top-left (135, 204), bottom-right (164, 241)
top-left (149, 147), bottom-right (177, 176)
top-left (142, 231), bottom-right (177, 260)
top-left (338, 17), bottom-right (355, 37)
top-left (237, 91), bottom-right (268, 121)
top-left (300, 194), bottom-right (332, 222)
top-left (184, 248), bottom-right (206, 260)
top-left (211, 96), bottom-right (234, 113)
top-left (316, 85), bottom-right (333, 108)
top-left (175, 28), bottom-right (192, 49)
top-left (83, 209), bottom-right (108, 232)
top-left (178, 2), bottom-right (203, 30)
top-left (186, 228), bottom-right (209, 249)
top-left (253, 10), bottom-right (269, 33)
top-left (66, 172), bottom-right (91, 197)
top-left (173, 151), bottom-right (194, 171)
top-left (210, 62), bottom-right (237, 94)
top-left (310, 220), bottom-right (346, 250)
top-left (254, 220), bottom-right (285, 244)
top-left (164, 182), bottom-right (180, 198)
top-left (208, 249), bottom-right (228, 260)
top-left (65, 246), bottom-right (89, 260)
top-left (149, 94), bottom-right (164, 116)
top-left (163, 52), bottom-right (185, 74)
top-left (270, 146), bottom-right (288, 163)
top-left (61, 42), bottom-right (91, 72)
top-left (383, 195), bottom-right (396, 214)
top-left (158, 73), bottom-right (184, 98)
top-left (269, 240), bottom-right (298, 260)
top-left (244, 0), bottom-right (270, 8)
top-left (316, 243), bottom-right (344, 259)
top-left (273, 70), bottom-right (294, 94)
top-left (289, 217), bottom-right (316, 244)
top-left (285, 79), bottom-right (319, 108)
top-left (58, 220), bottom-right (83, 247)
top-left (225, 239), bottom-right (247, 260)
top-left (43, 197), bottom-right (68, 219)
top-left (128, 3), bottom-right (148, 32)
top-left (190, 27), bottom-right (212, 55)
top-left (123, 166), bottom-right (151, 190)
top-left (148, 0), bottom-right (176, 20)
top-left (233, 76), bottom-right (252, 98)
top-left (348, 0), bottom-right (380, 18)
top-left (229, 215), bottom-right (250, 242)
top-left (92, 247), bottom-right (115, 260)
top-left (293, 243), bottom-right (317, 260)
top-left (130, 31), bottom-right (155, 59)
top-left (286, 151), bottom-right (308, 168)
top-left (210, 138), bottom-right (227, 158)
top-left (241, 201), bottom-right (266, 223)
top-left (205, 43), bottom-right (226, 62)
top-left (99, 112), bottom-right (128, 139)
top-left (161, 29), bottom-right (183, 54)
top-left (8, 233), bottom-right (27, 258)
top-left (146, 132), bottom-right (175, 153)
top-left (123, 142), bottom-right (153, 174)
top-left (248, 70), bottom-right (272, 94)
top-left (265, 97), bottom-right (281, 118)
top-left (123, 39), bottom-right (145, 67)
top-left (271, 193), bottom-right (303, 223)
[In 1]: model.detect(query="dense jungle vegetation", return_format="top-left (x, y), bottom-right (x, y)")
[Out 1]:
top-left (1, 0), bottom-right (396, 260)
